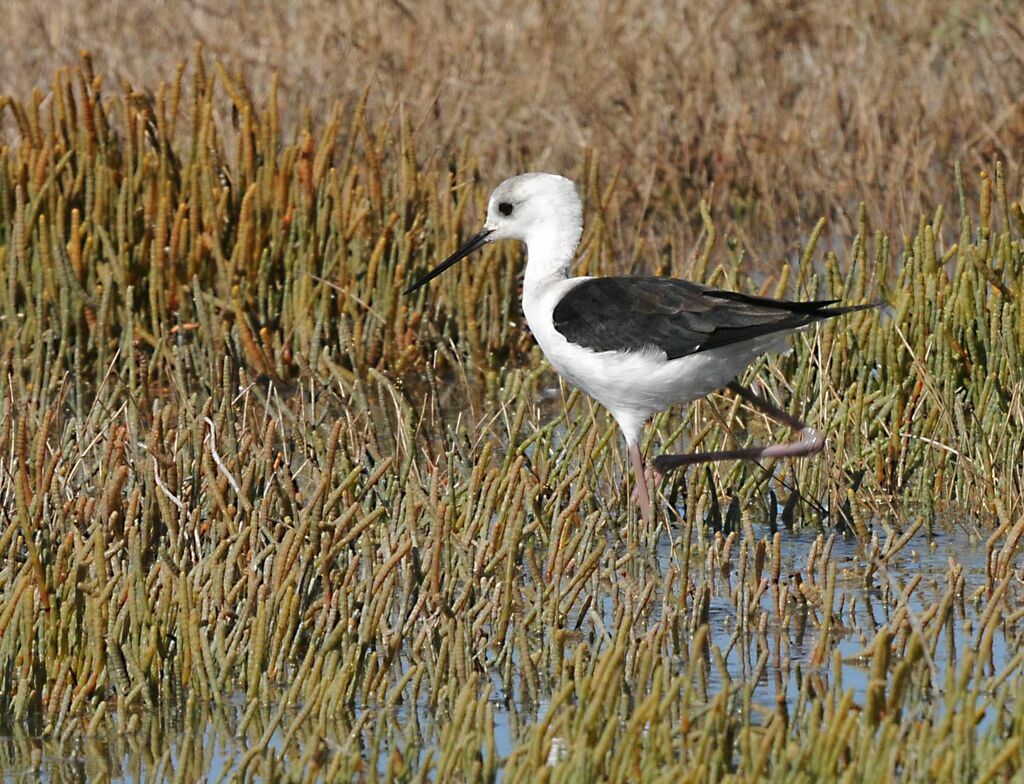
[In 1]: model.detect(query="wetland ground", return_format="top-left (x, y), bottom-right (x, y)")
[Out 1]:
top-left (2, 2), bottom-right (1024, 781)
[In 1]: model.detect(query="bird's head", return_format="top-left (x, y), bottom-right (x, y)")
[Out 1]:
top-left (404, 173), bottom-right (582, 294)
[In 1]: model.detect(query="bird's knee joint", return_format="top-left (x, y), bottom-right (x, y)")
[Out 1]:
top-left (802, 427), bottom-right (825, 453)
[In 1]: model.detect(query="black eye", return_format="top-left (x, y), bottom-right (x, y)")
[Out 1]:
top-left (498, 202), bottom-right (514, 216)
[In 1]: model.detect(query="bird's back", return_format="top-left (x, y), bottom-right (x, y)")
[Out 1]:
top-left (551, 277), bottom-right (871, 360)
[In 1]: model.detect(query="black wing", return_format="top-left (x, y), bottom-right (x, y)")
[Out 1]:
top-left (552, 277), bottom-right (870, 360)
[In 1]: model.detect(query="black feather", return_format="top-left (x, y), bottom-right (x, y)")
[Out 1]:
top-left (551, 277), bottom-right (872, 359)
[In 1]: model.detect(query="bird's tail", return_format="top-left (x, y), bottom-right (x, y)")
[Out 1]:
top-left (814, 301), bottom-right (882, 319)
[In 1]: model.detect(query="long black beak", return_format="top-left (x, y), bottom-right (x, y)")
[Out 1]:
top-left (403, 229), bottom-right (492, 294)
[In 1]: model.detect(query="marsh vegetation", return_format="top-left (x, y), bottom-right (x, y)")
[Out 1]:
top-left (1, 2), bottom-right (1024, 780)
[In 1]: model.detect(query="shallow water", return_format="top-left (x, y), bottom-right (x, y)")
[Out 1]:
top-left (0, 519), bottom-right (1005, 782)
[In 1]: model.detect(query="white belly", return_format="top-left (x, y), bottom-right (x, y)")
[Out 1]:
top-left (522, 278), bottom-right (792, 443)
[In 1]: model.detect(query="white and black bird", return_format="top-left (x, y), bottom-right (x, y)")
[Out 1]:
top-left (405, 173), bottom-right (872, 522)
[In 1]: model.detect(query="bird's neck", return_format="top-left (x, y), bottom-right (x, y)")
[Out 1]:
top-left (522, 223), bottom-right (579, 296)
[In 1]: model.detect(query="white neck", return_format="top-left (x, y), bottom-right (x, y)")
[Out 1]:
top-left (521, 221), bottom-right (580, 297)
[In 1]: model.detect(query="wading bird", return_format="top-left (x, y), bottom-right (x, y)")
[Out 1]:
top-left (405, 174), bottom-right (871, 522)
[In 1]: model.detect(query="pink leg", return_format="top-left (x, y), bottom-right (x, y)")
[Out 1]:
top-left (653, 381), bottom-right (824, 474)
top-left (629, 441), bottom-right (653, 523)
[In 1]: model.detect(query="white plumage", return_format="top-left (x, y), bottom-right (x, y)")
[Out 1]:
top-left (406, 173), bottom-right (872, 521)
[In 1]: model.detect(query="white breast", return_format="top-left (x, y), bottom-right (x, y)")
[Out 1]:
top-left (521, 278), bottom-right (793, 444)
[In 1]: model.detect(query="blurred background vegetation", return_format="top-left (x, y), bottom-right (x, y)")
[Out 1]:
top-left (4, 0), bottom-right (1023, 258)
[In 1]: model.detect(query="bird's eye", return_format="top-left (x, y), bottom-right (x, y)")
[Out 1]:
top-left (498, 202), bottom-right (514, 216)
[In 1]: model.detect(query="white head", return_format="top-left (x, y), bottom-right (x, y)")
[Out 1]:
top-left (482, 173), bottom-right (582, 245)
top-left (404, 173), bottom-right (583, 293)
